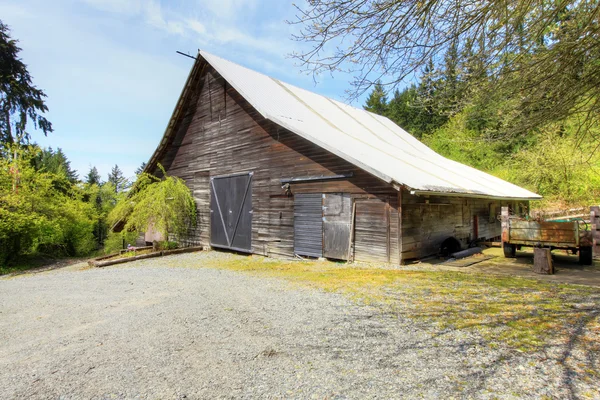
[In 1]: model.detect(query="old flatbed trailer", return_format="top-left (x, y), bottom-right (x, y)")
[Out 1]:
top-left (501, 207), bottom-right (593, 265)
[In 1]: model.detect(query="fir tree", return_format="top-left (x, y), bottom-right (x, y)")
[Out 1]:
top-left (107, 164), bottom-right (129, 193)
top-left (0, 21), bottom-right (52, 149)
top-left (135, 161), bottom-right (147, 175)
top-left (85, 166), bottom-right (102, 186)
top-left (363, 82), bottom-right (388, 115)
top-left (36, 147), bottom-right (78, 183)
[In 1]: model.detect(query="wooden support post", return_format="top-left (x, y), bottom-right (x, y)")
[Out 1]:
top-left (346, 201), bottom-right (356, 262)
top-left (591, 206), bottom-right (600, 259)
top-left (501, 206), bottom-right (509, 244)
top-left (533, 248), bottom-right (554, 274)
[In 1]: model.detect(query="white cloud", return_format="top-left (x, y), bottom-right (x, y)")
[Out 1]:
top-left (197, 0), bottom-right (258, 20)
top-left (82, 0), bottom-right (142, 15)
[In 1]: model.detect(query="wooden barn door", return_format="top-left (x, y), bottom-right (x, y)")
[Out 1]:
top-left (210, 172), bottom-right (253, 252)
top-left (294, 193), bottom-right (353, 260)
top-left (323, 193), bottom-right (352, 260)
top-left (294, 193), bottom-right (323, 258)
top-left (354, 197), bottom-right (390, 263)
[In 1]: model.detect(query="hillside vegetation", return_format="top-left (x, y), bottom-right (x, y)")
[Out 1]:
top-left (363, 48), bottom-right (600, 208)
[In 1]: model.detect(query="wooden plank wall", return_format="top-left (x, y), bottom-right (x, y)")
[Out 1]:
top-left (154, 64), bottom-right (400, 261)
top-left (401, 189), bottom-right (520, 260)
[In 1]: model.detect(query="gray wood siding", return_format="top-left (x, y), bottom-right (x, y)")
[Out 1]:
top-left (401, 189), bottom-right (521, 260)
top-left (153, 64), bottom-right (400, 262)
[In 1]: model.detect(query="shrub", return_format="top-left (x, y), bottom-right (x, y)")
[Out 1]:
top-left (108, 166), bottom-right (196, 243)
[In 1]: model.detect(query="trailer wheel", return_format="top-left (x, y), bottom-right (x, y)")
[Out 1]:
top-left (503, 243), bottom-right (516, 258)
top-left (579, 246), bottom-right (592, 265)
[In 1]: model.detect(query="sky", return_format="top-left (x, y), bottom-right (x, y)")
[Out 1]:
top-left (1, 0), bottom-right (366, 181)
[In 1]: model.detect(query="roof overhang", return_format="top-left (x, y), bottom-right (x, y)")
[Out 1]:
top-left (409, 190), bottom-right (540, 201)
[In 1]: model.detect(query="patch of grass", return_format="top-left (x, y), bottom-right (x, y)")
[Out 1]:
top-left (0, 254), bottom-right (58, 276)
top-left (111, 249), bottom-right (155, 260)
top-left (197, 253), bottom-right (600, 352)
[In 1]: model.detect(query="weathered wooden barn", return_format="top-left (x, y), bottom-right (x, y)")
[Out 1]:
top-left (142, 51), bottom-right (540, 264)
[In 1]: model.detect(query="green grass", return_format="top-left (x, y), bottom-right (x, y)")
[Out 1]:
top-left (1, 254), bottom-right (64, 276)
top-left (196, 254), bottom-right (600, 352)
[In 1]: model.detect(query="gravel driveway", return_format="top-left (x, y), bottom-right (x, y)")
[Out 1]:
top-left (0, 252), bottom-right (596, 399)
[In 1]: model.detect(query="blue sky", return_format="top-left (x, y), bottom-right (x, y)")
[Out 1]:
top-left (1, 0), bottom-right (365, 181)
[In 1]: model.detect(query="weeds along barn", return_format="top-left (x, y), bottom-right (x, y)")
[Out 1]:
top-left (141, 51), bottom-right (540, 263)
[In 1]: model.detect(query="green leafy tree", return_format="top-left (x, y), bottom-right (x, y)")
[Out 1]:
top-left (0, 21), bottom-right (52, 150)
top-left (0, 147), bottom-right (96, 264)
top-left (292, 0), bottom-right (600, 141)
top-left (108, 166), bottom-right (196, 242)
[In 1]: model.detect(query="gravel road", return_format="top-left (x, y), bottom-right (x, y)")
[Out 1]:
top-left (0, 252), bottom-right (597, 399)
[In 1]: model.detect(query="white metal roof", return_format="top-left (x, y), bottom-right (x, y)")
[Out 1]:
top-left (197, 51), bottom-right (540, 200)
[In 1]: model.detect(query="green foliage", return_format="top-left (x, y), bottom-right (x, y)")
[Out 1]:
top-left (0, 147), bottom-right (97, 264)
top-left (83, 180), bottom-right (121, 246)
top-left (85, 166), bottom-right (102, 186)
top-left (362, 35), bottom-right (599, 207)
top-left (503, 123), bottom-right (600, 206)
top-left (153, 240), bottom-right (178, 251)
top-left (103, 230), bottom-right (139, 255)
top-left (0, 21), bottom-right (52, 146)
top-left (135, 161), bottom-right (147, 176)
top-left (294, 0), bottom-right (600, 138)
top-left (107, 164), bottom-right (129, 193)
top-left (422, 111), bottom-right (506, 172)
top-left (422, 112), bottom-right (600, 207)
top-left (108, 166), bottom-right (196, 242)
top-left (363, 81), bottom-right (388, 115)
top-left (34, 147), bottom-right (78, 181)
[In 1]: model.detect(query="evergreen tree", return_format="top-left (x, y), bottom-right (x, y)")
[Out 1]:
top-left (439, 40), bottom-right (460, 116)
top-left (135, 161), bottom-right (147, 175)
top-left (85, 166), bottom-right (102, 186)
top-left (363, 81), bottom-right (388, 115)
top-left (386, 86), bottom-right (422, 138)
top-left (107, 164), bottom-right (129, 193)
top-left (0, 21), bottom-right (52, 149)
top-left (35, 147), bottom-right (78, 183)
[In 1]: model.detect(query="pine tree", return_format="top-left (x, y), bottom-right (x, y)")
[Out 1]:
top-left (36, 147), bottom-right (78, 183)
top-left (107, 164), bottom-right (129, 193)
top-left (440, 40), bottom-right (460, 116)
top-left (85, 166), bottom-right (102, 186)
top-left (135, 162), bottom-right (147, 175)
top-left (363, 81), bottom-right (388, 115)
top-left (386, 85), bottom-right (422, 138)
top-left (0, 21), bottom-right (52, 149)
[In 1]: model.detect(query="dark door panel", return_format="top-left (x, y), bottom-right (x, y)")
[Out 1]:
top-left (294, 193), bottom-right (323, 258)
top-left (210, 172), bottom-right (253, 252)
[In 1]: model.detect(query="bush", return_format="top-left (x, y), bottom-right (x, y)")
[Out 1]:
top-left (108, 166), bottom-right (196, 242)
top-left (0, 149), bottom-right (98, 265)
top-left (103, 230), bottom-right (140, 255)
top-left (153, 240), bottom-right (178, 251)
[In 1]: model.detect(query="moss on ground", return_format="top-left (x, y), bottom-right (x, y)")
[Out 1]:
top-left (197, 253), bottom-right (600, 352)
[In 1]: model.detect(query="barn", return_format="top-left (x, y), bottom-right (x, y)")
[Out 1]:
top-left (141, 50), bottom-right (540, 264)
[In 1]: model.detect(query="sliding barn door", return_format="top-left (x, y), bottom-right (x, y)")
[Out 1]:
top-left (323, 193), bottom-right (352, 260)
top-left (294, 193), bottom-right (323, 258)
top-left (294, 193), bottom-right (352, 260)
top-left (210, 172), bottom-right (253, 252)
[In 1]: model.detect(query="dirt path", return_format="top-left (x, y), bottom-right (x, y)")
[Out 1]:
top-left (0, 254), bottom-right (597, 399)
